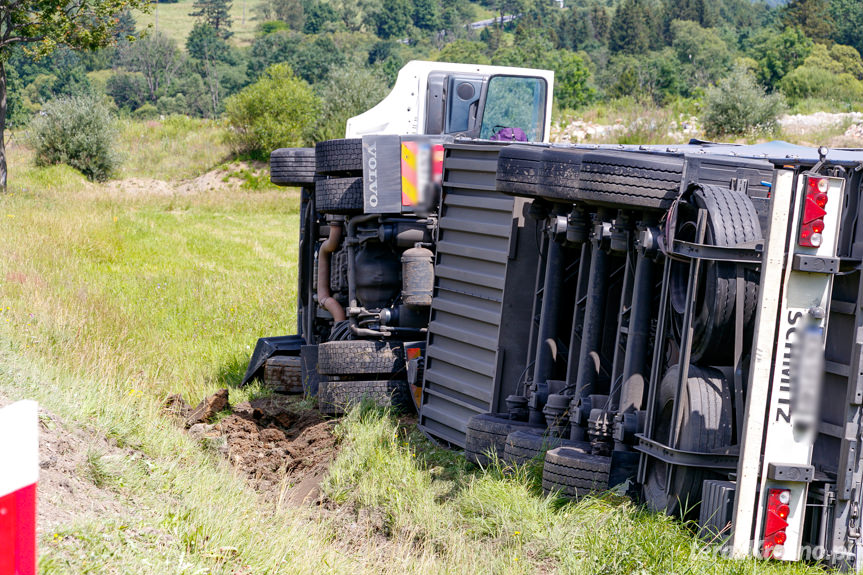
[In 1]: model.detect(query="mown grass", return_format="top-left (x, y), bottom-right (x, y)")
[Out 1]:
top-left (136, 0), bottom-right (269, 48)
top-left (0, 117), bottom-right (839, 573)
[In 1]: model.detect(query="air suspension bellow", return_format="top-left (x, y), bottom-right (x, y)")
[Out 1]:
top-left (402, 246), bottom-right (434, 308)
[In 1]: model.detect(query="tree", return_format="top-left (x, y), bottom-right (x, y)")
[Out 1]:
top-left (670, 20), bottom-right (732, 89)
top-left (663, 0), bottom-right (717, 29)
top-left (830, 0), bottom-right (863, 54)
top-left (190, 0), bottom-right (234, 38)
top-left (413, 0), bottom-right (441, 31)
top-left (0, 0), bottom-right (147, 190)
top-left (553, 50), bottom-right (594, 110)
top-left (117, 30), bottom-right (184, 103)
top-left (435, 40), bottom-right (489, 64)
top-left (255, 0), bottom-right (305, 29)
top-left (313, 66), bottom-right (388, 140)
top-left (186, 23), bottom-right (231, 116)
top-left (748, 26), bottom-right (814, 89)
top-left (375, 0), bottom-right (413, 39)
top-left (782, 0), bottom-right (835, 43)
top-left (609, 0), bottom-right (651, 54)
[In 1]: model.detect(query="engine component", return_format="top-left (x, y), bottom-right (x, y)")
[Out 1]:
top-left (353, 243), bottom-right (401, 309)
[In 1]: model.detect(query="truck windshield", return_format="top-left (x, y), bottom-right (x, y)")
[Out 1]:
top-left (479, 75), bottom-right (547, 142)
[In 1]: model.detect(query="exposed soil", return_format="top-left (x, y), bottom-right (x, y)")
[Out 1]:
top-left (169, 391), bottom-right (337, 505)
top-left (107, 162), bottom-right (268, 197)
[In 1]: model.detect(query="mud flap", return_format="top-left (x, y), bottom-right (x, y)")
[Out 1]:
top-left (241, 334), bottom-right (305, 386)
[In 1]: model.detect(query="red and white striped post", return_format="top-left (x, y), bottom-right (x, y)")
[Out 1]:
top-left (0, 400), bottom-right (38, 575)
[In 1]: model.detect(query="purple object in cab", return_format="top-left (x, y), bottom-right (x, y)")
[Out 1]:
top-left (490, 127), bottom-right (528, 142)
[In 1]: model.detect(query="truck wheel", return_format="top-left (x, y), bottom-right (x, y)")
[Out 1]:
top-left (544, 149), bottom-right (685, 210)
top-left (503, 429), bottom-right (591, 466)
top-left (317, 379), bottom-right (334, 415)
top-left (319, 379), bottom-right (411, 415)
top-left (464, 413), bottom-right (544, 467)
top-left (316, 139), bottom-right (363, 176)
top-left (270, 148), bottom-right (316, 187)
top-left (670, 185), bottom-right (761, 364)
top-left (315, 177), bottom-right (364, 215)
top-left (263, 355), bottom-right (303, 394)
top-left (642, 364), bottom-right (732, 518)
top-left (542, 446), bottom-right (610, 498)
top-left (317, 340), bottom-right (406, 377)
top-left (496, 145), bottom-right (546, 197)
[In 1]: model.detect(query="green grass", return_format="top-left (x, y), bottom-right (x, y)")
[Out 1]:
top-left (136, 0), bottom-right (270, 49)
top-left (0, 117), bottom-right (839, 573)
top-left (116, 115), bottom-right (233, 180)
top-left (324, 405), bottom-right (826, 574)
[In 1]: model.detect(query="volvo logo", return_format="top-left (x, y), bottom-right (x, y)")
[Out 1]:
top-left (367, 141), bottom-right (378, 208)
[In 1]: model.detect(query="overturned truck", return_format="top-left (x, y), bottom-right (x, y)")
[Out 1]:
top-left (243, 61), bottom-right (863, 569)
top-left (426, 140), bottom-right (863, 566)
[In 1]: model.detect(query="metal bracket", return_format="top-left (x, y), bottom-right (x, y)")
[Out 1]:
top-left (673, 240), bottom-right (763, 264)
top-left (635, 434), bottom-right (739, 470)
top-left (791, 253), bottom-right (840, 274)
top-left (766, 462), bottom-right (815, 483)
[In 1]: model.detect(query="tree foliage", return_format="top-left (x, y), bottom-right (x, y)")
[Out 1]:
top-left (224, 63), bottom-right (320, 156)
top-left (314, 65), bottom-right (389, 140)
top-left (190, 0), bottom-right (234, 37)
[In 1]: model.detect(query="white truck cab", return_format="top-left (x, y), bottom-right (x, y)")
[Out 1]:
top-left (346, 60), bottom-right (555, 143)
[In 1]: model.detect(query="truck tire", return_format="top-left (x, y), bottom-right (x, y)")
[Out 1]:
top-left (319, 379), bottom-right (411, 416)
top-left (317, 340), bottom-right (405, 377)
top-left (317, 379), bottom-right (335, 415)
top-left (642, 364), bottom-right (732, 517)
top-left (464, 413), bottom-right (544, 467)
top-left (542, 446), bottom-right (611, 498)
top-left (670, 185), bottom-right (762, 364)
top-left (503, 429), bottom-right (591, 466)
top-left (496, 145), bottom-right (546, 197)
top-left (270, 148), bottom-right (316, 187)
top-left (263, 355), bottom-right (303, 394)
top-left (315, 177), bottom-right (364, 215)
top-left (544, 149), bottom-right (685, 210)
top-left (316, 139), bottom-right (363, 175)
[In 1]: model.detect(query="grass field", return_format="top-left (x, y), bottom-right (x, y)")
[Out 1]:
top-left (0, 117), bottom-right (840, 573)
top-left (136, 0), bottom-right (269, 48)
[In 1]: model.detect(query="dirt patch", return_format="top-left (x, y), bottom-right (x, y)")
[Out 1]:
top-left (169, 392), bottom-right (337, 505)
top-left (107, 162), bottom-right (267, 197)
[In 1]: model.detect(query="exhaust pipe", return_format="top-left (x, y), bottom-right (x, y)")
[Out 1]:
top-left (318, 221), bottom-right (346, 321)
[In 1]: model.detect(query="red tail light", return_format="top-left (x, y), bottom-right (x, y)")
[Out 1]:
top-left (799, 176), bottom-right (829, 248)
top-left (763, 488), bottom-right (791, 559)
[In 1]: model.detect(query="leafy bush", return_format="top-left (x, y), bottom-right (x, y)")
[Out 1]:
top-left (27, 94), bottom-right (119, 181)
top-left (780, 66), bottom-right (863, 104)
top-left (703, 65), bottom-right (785, 138)
top-left (133, 103), bottom-right (160, 120)
top-left (224, 63), bottom-right (320, 157)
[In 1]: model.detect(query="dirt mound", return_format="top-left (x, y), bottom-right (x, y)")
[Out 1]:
top-left (171, 392), bottom-right (337, 504)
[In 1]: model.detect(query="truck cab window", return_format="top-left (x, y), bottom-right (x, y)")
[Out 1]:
top-left (479, 75), bottom-right (546, 142)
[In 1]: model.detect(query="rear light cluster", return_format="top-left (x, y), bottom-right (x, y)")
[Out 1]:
top-left (798, 176), bottom-right (830, 248)
top-left (763, 488), bottom-right (791, 559)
